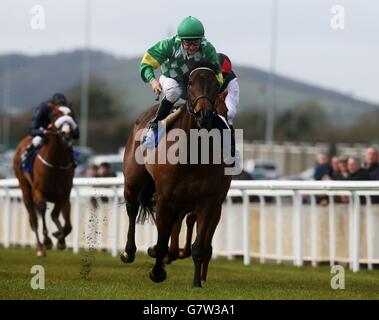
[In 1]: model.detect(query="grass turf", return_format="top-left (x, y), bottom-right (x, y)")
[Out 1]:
top-left (0, 247), bottom-right (378, 300)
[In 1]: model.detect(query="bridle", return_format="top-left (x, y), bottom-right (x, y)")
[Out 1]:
top-left (37, 153), bottom-right (73, 170)
top-left (186, 67), bottom-right (218, 116)
top-left (36, 106), bottom-right (77, 170)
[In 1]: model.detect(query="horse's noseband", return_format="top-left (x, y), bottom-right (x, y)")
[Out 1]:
top-left (187, 95), bottom-right (216, 116)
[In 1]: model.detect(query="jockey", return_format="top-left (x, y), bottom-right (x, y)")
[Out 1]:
top-left (140, 16), bottom-right (224, 130)
top-left (218, 53), bottom-right (240, 126)
top-left (21, 93), bottom-right (79, 165)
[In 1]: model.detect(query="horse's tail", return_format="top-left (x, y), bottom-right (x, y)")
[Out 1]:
top-left (136, 174), bottom-right (156, 224)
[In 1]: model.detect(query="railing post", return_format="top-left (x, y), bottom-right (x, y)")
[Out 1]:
top-left (226, 196), bottom-right (234, 260)
top-left (365, 195), bottom-right (373, 270)
top-left (21, 204), bottom-right (28, 247)
top-left (352, 192), bottom-right (360, 272)
top-left (348, 194), bottom-right (354, 270)
top-left (3, 188), bottom-right (11, 248)
top-left (111, 187), bottom-right (119, 257)
top-left (310, 195), bottom-right (318, 267)
top-left (328, 195), bottom-right (336, 266)
top-left (275, 195), bottom-right (283, 264)
top-left (242, 191), bottom-right (251, 266)
top-left (73, 187), bottom-right (81, 254)
top-left (293, 191), bottom-right (303, 266)
top-left (259, 195), bottom-right (266, 264)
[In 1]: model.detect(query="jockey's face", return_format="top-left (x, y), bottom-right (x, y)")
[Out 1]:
top-left (182, 40), bottom-right (201, 55)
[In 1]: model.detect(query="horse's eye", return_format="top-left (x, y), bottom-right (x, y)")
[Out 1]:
top-left (188, 80), bottom-right (193, 86)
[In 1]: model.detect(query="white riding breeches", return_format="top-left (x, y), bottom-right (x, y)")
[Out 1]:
top-left (158, 75), bottom-right (183, 103)
top-left (225, 78), bottom-right (240, 125)
top-left (32, 135), bottom-right (43, 147)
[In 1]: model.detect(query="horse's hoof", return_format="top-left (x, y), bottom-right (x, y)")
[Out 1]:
top-left (147, 246), bottom-right (156, 258)
top-left (164, 253), bottom-right (178, 264)
top-left (44, 237), bottom-right (53, 250)
top-left (52, 231), bottom-right (62, 239)
top-left (163, 256), bottom-right (172, 264)
top-left (120, 252), bottom-right (135, 263)
top-left (179, 248), bottom-right (191, 259)
top-left (149, 267), bottom-right (167, 283)
top-left (57, 239), bottom-right (66, 250)
top-left (37, 250), bottom-right (46, 257)
top-left (192, 280), bottom-right (202, 288)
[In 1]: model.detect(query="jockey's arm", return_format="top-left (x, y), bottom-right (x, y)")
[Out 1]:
top-left (224, 78), bottom-right (240, 125)
top-left (140, 37), bottom-right (173, 83)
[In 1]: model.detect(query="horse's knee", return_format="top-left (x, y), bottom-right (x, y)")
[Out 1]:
top-left (191, 242), bottom-right (203, 262)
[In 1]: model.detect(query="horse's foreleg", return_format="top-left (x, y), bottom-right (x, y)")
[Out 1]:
top-left (38, 202), bottom-right (53, 250)
top-left (201, 205), bottom-right (222, 283)
top-left (191, 204), bottom-right (221, 288)
top-left (24, 188), bottom-right (45, 257)
top-left (179, 212), bottom-right (197, 259)
top-left (57, 200), bottom-right (72, 250)
top-left (120, 201), bottom-right (139, 263)
top-left (51, 203), bottom-right (63, 239)
top-left (149, 202), bottom-right (175, 283)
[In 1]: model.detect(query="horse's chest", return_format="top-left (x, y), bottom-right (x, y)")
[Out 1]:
top-left (37, 170), bottom-right (73, 200)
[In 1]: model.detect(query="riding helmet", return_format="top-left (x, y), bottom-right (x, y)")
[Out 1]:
top-left (177, 16), bottom-right (205, 40)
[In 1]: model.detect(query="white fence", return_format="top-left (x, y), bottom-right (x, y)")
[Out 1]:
top-left (1, 178), bottom-right (379, 272)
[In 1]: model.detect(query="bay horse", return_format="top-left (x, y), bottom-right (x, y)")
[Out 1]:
top-left (121, 63), bottom-right (232, 287)
top-left (13, 103), bottom-right (78, 257)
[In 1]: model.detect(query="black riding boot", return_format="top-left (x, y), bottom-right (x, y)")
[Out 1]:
top-left (148, 97), bottom-right (174, 130)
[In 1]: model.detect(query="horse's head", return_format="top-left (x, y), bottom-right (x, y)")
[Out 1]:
top-left (48, 103), bottom-right (78, 147)
top-left (186, 62), bottom-right (219, 130)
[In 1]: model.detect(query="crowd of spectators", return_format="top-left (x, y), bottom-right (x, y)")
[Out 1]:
top-left (84, 162), bottom-right (117, 178)
top-left (314, 147), bottom-right (379, 181)
top-left (314, 147), bottom-right (379, 205)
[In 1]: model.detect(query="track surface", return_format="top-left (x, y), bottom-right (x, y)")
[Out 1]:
top-left (1, 247), bottom-right (378, 299)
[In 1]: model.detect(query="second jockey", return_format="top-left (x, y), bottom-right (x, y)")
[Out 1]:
top-left (21, 93), bottom-right (79, 166)
top-left (218, 53), bottom-right (240, 126)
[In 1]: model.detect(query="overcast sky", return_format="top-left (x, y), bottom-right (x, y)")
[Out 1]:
top-left (1, 0), bottom-right (378, 103)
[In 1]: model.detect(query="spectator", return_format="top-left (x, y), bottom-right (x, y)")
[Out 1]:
top-left (347, 156), bottom-right (369, 180)
top-left (97, 162), bottom-right (117, 178)
top-left (364, 147), bottom-right (379, 203)
top-left (334, 156), bottom-right (349, 180)
top-left (314, 153), bottom-right (332, 180)
top-left (85, 164), bottom-right (98, 178)
top-left (364, 147), bottom-right (379, 180)
top-left (330, 156), bottom-right (340, 180)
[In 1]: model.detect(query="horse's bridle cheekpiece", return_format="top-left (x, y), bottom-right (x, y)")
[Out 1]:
top-left (186, 67), bottom-right (217, 116)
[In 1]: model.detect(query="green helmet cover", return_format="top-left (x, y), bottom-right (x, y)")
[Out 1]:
top-left (177, 16), bottom-right (205, 39)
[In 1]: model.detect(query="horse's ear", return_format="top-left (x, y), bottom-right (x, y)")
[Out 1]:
top-left (47, 101), bottom-right (54, 108)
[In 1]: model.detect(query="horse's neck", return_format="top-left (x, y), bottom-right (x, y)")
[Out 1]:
top-left (40, 135), bottom-right (70, 164)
